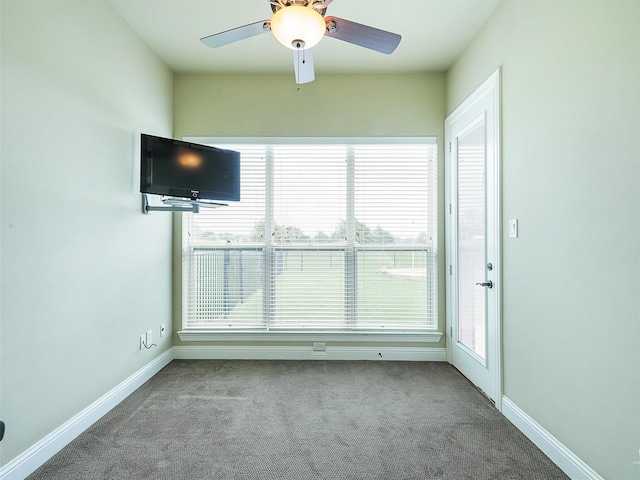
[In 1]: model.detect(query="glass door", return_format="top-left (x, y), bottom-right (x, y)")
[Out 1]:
top-left (445, 70), bottom-right (501, 404)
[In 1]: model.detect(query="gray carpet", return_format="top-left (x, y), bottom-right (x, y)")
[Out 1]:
top-left (28, 360), bottom-right (568, 479)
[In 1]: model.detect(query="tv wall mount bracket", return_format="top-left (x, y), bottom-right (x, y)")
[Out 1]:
top-left (141, 193), bottom-right (228, 214)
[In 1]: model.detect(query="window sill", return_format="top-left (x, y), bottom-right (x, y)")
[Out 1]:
top-left (177, 330), bottom-right (443, 344)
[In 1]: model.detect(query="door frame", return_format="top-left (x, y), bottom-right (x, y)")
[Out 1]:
top-left (445, 69), bottom-right (502, 410)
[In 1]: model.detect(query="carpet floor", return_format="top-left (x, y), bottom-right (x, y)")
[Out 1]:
top-left (28, 360), bottom-right (568, 479)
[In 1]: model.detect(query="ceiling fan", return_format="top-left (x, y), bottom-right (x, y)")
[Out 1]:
top-left (200, 0), bottom-right (401, 85)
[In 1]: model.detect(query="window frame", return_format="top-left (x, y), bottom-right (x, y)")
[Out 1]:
top-left (177, 137), bottom-right (442, 344)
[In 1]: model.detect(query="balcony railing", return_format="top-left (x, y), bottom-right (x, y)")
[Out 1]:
top-left (183, 245), bottom-right (437, 331)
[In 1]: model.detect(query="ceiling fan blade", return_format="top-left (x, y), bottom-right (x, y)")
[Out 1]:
top-left (293, 49), bottom-right (315, 84)
top-left (324, 16), bottom-right (401, 54)
top-left (201, 20), bottom-right (270, 48)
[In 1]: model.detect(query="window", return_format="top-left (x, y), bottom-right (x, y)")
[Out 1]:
top-left (181, 139), bottom-right (437, 335)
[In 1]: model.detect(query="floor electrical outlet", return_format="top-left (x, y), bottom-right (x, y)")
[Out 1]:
top-left (313, 342), bottom-right (326, 352)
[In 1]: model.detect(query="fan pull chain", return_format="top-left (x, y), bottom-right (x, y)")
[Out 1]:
top-left (295, 48), bottom-right (303, 92)
top-left (298, 49), bottom-right (304, 92)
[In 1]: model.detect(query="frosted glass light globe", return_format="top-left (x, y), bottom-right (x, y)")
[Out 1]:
top-left (271, 5), bottom-right (326, 50)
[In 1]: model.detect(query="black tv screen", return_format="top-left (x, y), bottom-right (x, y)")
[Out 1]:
top-left (140, 134), bottom-right (240, 202)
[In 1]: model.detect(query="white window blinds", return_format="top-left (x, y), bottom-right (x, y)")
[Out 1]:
top-left (182, 140), bottom-right (437, 332)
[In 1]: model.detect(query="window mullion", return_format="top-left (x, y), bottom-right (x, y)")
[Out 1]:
top-left (264, 145), bottom-right (274, 329)
top-left (345, 145), bottom-right (356, 327)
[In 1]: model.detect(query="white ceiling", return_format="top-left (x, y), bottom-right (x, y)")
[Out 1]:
top-left (109, 0), bottom-right (501, 74)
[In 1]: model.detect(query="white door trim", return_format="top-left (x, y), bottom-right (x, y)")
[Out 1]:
top-left (445, 68), bottom-right (502, 410)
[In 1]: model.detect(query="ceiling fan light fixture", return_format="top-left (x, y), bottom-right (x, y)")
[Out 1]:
top-left (271, 5), bottom-right (326, 50)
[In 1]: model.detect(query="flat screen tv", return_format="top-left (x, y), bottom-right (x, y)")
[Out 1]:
top-left (140, 134), bottom-right (240, 202)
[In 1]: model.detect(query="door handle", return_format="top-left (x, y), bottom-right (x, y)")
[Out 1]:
top-left (475, 281), bottom-right (493, 288)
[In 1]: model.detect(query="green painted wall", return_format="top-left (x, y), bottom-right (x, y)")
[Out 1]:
top-left (174, 73), bottom-right (445, 139)
top-left (0, 0), bottom-right (174, 466)
top-left (446, 1), bottom-right (640, 478)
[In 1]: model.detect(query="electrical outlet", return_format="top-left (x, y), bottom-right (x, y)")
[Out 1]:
top-left (312, 342), bottom-right (326, 352)
top-left (139, 334), bottom-right (146, 350)
top-left (146, 330), bottom-right (153, 346)
top-left (160, 324), bottom-right (166, 337)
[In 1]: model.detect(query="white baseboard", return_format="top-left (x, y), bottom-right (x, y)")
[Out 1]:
top-left (172, 345), bottom-right (447, 362)
top-left (501, 396), bottom-right (604, 480)
top-left (0, 349), bottom-right (174, 480)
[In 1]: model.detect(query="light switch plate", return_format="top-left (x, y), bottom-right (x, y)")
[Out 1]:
top-left (509, 219), bottom-right (519, 238)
